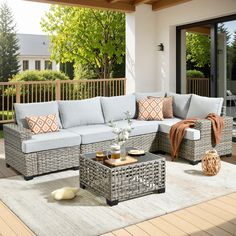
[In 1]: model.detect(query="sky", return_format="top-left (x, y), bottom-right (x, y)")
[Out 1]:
top-left (0, 0), bottom-right (50, 35)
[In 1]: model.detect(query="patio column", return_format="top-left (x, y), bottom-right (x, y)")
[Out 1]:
top-left (125, 5), bottom-right (157, 94)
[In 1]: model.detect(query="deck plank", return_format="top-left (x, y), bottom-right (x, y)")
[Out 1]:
top-left (187, 205), bottom-right (236, 235)
top-left (0, 216), bottom-right (17, 236)
top-left (136, 221), bottom-right (168, 236)
top-left (218, 195), bottom-right (236, 207)
top-left (162, 213), bottom-right (209, 236)
top-left (198, 202), bottom-right (236, 225)
top-left (175, 208), bottom-right (233, 236)
top-left (112, 229), bottom-right (132, 236)
top-left (149, 217), bottom-right (188, 236)
top-left (0, 201), bottom-right (35, 236)
top-left (125, 225), bottom-right (150, 236)
top-left (208, 199), bottom-right (236, 215)
top-left (228, 192), bottom-right (236, 200)
top-left (100, 233), bottom-right (116, 236)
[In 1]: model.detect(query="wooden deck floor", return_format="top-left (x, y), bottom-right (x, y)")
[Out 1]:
top-left (0, 140), bottom-right (236, 236)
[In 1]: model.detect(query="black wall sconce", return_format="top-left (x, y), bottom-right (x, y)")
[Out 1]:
top-left (157, 43), bottom-right (164, 51)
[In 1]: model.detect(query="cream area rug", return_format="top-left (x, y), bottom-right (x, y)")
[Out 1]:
top-left (1, 158), bottom-right (236, 236)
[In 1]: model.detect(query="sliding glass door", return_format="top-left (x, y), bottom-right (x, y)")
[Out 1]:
top-left (176, 15), bottom-right (236, 123)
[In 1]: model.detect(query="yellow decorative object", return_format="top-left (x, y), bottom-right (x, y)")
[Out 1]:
top-left (51, 187), bottom-right (79, 201)
top-left (202, 150), bottom-right (221, 176)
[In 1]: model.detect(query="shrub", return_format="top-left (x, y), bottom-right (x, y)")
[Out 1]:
top-left (186, 70), bottom-right (205, 78)
top-left (11, 70), bottom-right (69, 82)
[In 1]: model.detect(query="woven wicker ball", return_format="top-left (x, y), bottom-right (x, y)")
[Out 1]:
top-left (202, 150), bottom-right (221, 176)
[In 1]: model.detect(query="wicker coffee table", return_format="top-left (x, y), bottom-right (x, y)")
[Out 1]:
top-left (79, 151), bottom-right (166, 206)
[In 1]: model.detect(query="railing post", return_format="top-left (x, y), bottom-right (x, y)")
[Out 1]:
top-left (124, 78), bottom-right (126, 95)
top-left (56, 79), bottom-right (61, 101)
top-left (16, 83), bottom-right (21, 103)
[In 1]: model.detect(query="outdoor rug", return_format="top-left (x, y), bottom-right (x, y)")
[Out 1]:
top-left (1, 157), bottom-right (236, 236)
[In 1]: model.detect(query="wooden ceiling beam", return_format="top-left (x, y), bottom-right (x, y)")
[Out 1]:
top-left (152, 0), bottom-right (191, 11)
top-left (132, 0), bottom-right (151, 6)
top-left (25, 0), bottom-right (135, 12)
top-left (108, 0), bottom-right (121, 3)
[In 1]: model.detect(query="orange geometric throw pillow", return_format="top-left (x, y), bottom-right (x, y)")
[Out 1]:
top-left (26, 114), bottom-right (59, 134)
top-left (137, 97), bottom-right (164, 121)
top-left (148, 96), bottom-right (173, 118)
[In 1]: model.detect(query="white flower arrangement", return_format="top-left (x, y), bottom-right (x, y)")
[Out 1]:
top-left (108, 111), bottom-right (133, 146)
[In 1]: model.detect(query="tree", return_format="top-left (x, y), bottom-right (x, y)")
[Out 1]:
top-left (218, 23), bottom-right (231, 45)
top-left (0, 2), bottom-right (20, 82)
top-left (186, 32), bottom-right (211, 68)
top-left (41, 6), bottom-right (125, 79)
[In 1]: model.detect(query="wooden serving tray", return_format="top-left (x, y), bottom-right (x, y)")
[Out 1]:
top-left (105, 156), bottom-right (138, 167)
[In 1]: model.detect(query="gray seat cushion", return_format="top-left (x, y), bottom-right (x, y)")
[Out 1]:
top-left (14, 101), bottom-right (62, 128)
top-left (166, 92), bottom-right (192, 119)
top-left (68, 119), bottom-right (160, 144)
top-left (158, 118), bottom-right (200, 141)
top-left (22, 129), bottom-right (81, 153)
top-left (101, 95), bottom-right (136, 123)
top-left (67, 125), bottom-right (115, 144)
top-left (134, 91), bottom-right (166, 100)
top-left (115, 120), bottom-right (160, 136)
top-left (58, 97), bottom-right (104, 128)
top-left (186, 94), bottom-right (224, 119)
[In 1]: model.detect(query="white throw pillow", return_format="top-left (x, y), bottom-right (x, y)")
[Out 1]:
top-left (186, 94), bottom-right (223, 119)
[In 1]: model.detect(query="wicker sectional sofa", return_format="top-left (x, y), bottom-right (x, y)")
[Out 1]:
top-left (3, 92), bottom-right (233, 180)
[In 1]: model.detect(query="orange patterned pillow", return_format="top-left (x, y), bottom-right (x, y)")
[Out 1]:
top-left (26, 114), bottom-right (59, 134)
top-left (137, 97), bottom-right (164, 121)
top-left (148, 96), bottom-right (173, 118)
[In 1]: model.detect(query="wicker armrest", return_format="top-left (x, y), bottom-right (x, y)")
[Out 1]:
top-left (3, 123), bottom-right (32, 143)
top-left (194, 116), bottom-right (233, 136)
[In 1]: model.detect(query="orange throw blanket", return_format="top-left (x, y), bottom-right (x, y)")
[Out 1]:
top-left (206, 113), bottom-right (224, 145)
top-left (169, 113), bottom-right (224, 161)
top-left (169, 119), bottom-right (197, 161)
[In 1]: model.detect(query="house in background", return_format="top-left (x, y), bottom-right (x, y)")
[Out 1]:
top-left (17, 34), bottom-right (59, 72)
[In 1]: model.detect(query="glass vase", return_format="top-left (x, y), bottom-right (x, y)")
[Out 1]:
top-left (120, 142), bottom-right (126, 161)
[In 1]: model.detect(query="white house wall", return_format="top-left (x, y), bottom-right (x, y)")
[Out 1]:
top-left (126, 0), bottom-right (236, 94)
top-left (126, 5), bottom-right (157, 94)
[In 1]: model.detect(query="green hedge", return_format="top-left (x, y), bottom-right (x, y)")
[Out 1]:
top-left (186, 70), bottom-right (204, 78)
top-left (11, 70), bottom-right (69, 82)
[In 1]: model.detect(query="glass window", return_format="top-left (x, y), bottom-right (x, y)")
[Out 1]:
top-left (35, 60), bottom-right (41, 70)
top-left (45, 60), bottom-right (52, 70)
top-left (22, 60), bottom-right (29, 71)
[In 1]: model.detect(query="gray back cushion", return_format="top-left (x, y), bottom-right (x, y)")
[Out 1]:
top-left (167, 92), bottom-right (192, 119)
top-left (58, 97), bottom-right (104, 128)
top-left (101, 95), bottom-right (136, 123)
top-left (14, 101), bottom-right (62, 128)
top-left (186, 94), bottom-right (224, 119)
top-left (134, 91), bottom-right (166, 100)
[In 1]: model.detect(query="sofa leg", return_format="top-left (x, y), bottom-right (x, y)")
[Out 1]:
top-left (189, 160), bottom-right (200, 165)
top-left (80, 183), bottom-right (86, 189)
top-left (72, 166), bottom-right (79, 170)
top-left (157, 150), bottom-right (166, 155)
top-left (24, 176), bottom-right (34, 181)
top-left (6, 163), bottom-right (10, 168)
top-left (106, 199), bottom-right (119, 206)
top-left (226, 153), bottom-right (232, 157)
top-left (154, 188), bottom-right (165, 194)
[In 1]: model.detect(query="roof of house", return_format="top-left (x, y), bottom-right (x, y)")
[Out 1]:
top-left (17, 34), bottom-right (51, 57)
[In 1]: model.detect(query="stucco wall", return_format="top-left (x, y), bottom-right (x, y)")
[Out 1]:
top-left (126, 5), bottom-right (156, 94)
top-left (126, 0), bottom-right (236, 93)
